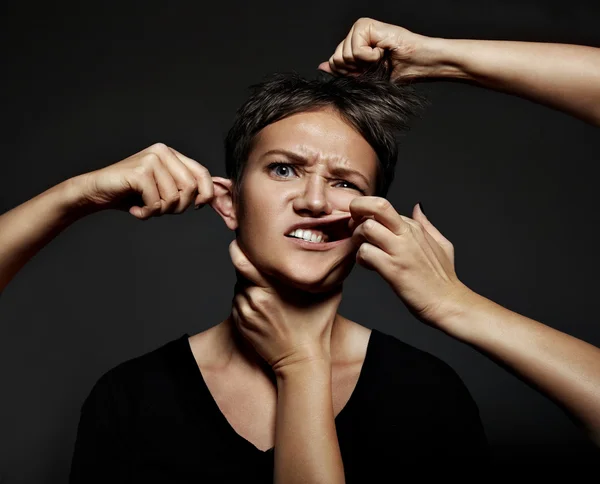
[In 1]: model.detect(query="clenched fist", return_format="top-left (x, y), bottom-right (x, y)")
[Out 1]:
top-left (77, 143), bottom-right (215, 220)
top-left (318, 17), bottom-right (437, 81)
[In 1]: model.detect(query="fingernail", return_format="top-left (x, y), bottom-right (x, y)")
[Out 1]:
top-left (194, 203), bottom-right (204, 210)
top-left (418, 202), bottom-right (426, 216)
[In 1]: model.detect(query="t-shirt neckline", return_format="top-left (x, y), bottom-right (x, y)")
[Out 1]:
top-left (178, 327), bottom-right (378, 455)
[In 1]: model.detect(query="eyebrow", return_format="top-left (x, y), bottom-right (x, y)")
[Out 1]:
top-left (262, 149), bottom-right (371, 188)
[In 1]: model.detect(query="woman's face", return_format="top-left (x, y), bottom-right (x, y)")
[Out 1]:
top-left (233, 108), bottom-right (379, 293)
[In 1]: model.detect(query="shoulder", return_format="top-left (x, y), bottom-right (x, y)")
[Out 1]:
top-left (368, 328), bottom-right (470, 392)
top-left (368, 329), bottom-right (487, 441)
top-left (83, 334), bottom-right (190, 406)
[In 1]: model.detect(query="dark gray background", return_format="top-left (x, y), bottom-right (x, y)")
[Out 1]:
top-left (1, 0), bottom-right (599, 482)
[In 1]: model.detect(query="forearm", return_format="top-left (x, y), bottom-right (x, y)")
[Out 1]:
top-left (274, 360), bottom-right (345, 484)
top-left (421, 37), bottom-right (600, 126)
top-left (440, 292), bottom-right (600, 443)
top-left (0, 175), bottom-right (89, 293)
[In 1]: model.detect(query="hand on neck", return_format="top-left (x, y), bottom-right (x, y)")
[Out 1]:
top-left (226, 275), bottom-right (345, 374)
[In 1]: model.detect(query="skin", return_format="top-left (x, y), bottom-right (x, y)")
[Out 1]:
top-left (218, 108), bottom-right (378, 292)
top-left (317, 15), bottom-right (600, 471)
top-left (211, 17), bottom-right (600, 483)
top-left (1, 16), bottom-right (599, 483)
top-left (209, 108), bottom-right (380, 483)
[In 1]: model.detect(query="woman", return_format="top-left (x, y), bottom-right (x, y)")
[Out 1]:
top-left (0, 17), bottom-right (598, 484)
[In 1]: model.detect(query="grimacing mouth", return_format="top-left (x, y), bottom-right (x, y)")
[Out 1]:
top-left (285, 217), bottom-right (353, 242)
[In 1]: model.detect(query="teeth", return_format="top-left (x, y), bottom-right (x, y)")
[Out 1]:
top-left (287, 228), bottom-right (327, 243)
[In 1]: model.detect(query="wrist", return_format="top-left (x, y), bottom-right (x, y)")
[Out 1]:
top-left (432, 285), bottom-right (491, 341)
top-left (61, 174), bottom-right (102, 217)
top-left (274, 357), bottom-right (331, 382)
top-left (409, 36), bottom-right (472, 81)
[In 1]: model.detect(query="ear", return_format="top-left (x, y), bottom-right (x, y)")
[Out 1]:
top-left (209, 177), bottom-right (238, 231)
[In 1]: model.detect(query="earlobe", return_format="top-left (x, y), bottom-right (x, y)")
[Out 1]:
top-left (209, 176), bottom-right (238, 231)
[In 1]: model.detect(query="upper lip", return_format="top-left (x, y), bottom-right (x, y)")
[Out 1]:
top-left (285, 213), bottom-right (352, 235)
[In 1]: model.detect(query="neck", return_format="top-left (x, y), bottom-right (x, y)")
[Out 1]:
top-left (224, 315), bottom-right (273, 374)
top-left (235, 272), bottom-right (344, 309)
top-left (219, 279), bottom-right (346, 375)
top-left (220, 312), bottom-right (347, 376)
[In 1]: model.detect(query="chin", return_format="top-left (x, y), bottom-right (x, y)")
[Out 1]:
top-left (268, 258), bottom-right (356, 294)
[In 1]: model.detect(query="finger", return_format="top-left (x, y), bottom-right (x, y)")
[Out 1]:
top-left (128, 167), bottom-right (162, 219)
top-left (351, 218), bottom-right (397, 255)
top-left (347, 214), bottom-right (375, 232)
top-left (412, 203), bottom-right (455, 262)
top-left (244, 285), bottom-right (270, 313)
top-left (356, 241), bottom-right (390, 272)
top-left (330, 40), bottom-right (349, 75)
top-left (342, 26), bottom-right (357, 68)
top-left (413, 204), bottom-right (454, 267)
top-left (350, 22), bottom-right (385, 64)
top-left (149, 144), bottom-right (198, 213)
top-left (161, 147), bottom-right (201, 213)
top-left (350, 197), bottom-right (408, 235)
top-left (233, 292), bottom-right (266, 339)
top-left (151, 156), bottom-right (182, 214)
top-left (229, 239), bottom-right (269, 288)
top-left (352, 26), bottom-right (385, 64)
top-left (233, 293), bottom-right (253, 324)
top-left (170, 147), bottom-right (214, 207)
top-left (231, 298), bottom-right (256, 335)
top-left (318, 61), bottom-right (333, 73)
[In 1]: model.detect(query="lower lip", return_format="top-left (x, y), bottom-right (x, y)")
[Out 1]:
top-left (285, 236), bottom-right (350, 251)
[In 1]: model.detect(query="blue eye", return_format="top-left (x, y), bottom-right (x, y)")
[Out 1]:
top-left (268, 162), bottom-right (297, 178)
top-left (267, 161), bottom-right (366, 195)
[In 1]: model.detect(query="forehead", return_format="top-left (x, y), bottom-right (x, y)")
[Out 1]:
top-left (248, 108), bottom-right (378, 175)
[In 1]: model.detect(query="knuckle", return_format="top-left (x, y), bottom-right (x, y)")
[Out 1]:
top-left (141, 152), bottom-right (160, 166)
top-left (150, 142), bottom-right (169, 153)
top-left (182, 180), bottom-right (198, 194)
top-left (375, 198), bottom-right (391, 211)
top-left (251, 289), bottom-right (268, 306)
top-left (132, 163), bottom-right (152, 178)
top-left (148, 202), bottom-right (162, 216)
top-left (358, 244), bottom-right (368, 258)
top-left (166, 192), bottom-right (181, 204)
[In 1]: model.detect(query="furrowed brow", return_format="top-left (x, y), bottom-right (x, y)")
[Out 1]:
top-left (262, 149), bottom-right (370, 187)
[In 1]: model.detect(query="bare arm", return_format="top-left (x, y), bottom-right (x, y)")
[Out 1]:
top-left (422, 38), bottom-right (600, 126)
top-left (274, 360), bottom-right (345, 484)
top-left (0, 176), bottom-right (89, 293)
top-left (321, 18), bottom-right (600, 126)
top-left (438, 290), bottom-right (600, 446)
top-left (323, 18), bottom-right (600, 447)
top-left (229, 242), bottom-right (347, 483)
top-left (0, 143), bottom-right (216, 296)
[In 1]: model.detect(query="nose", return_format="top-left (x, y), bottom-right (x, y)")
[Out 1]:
top-left (292, 174), bottom-right (333, 216)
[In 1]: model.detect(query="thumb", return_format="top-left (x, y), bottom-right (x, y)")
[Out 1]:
top-left (413, 202), bottom-right (455, 257)
top-left (229, 238), bottom-right (269, 288)
top-left (318, 61), bottom-right (333, 73)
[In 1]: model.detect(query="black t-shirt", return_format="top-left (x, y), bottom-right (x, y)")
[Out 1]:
top-left (69, 328), bottom-right (489, 483)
